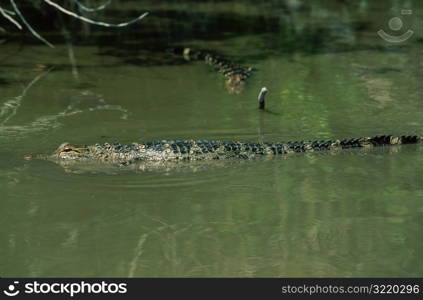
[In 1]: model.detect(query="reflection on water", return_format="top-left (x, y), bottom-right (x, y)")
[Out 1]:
top-left (0, 69), bottom-right (129, 139)
top-left (0, 0), bottom-right (423, 277)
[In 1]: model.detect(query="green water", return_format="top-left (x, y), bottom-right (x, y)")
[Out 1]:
top-left (1, 0), bottom-right (423, 277)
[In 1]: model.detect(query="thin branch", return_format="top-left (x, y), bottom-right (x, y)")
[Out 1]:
top-left (1, 85), bottom-right (129, 137)
top-left (61, 26), bottom-right (79, 80)
top-left (0, 67), bottom-right (54, 125)
top-left (127, 233), bottom-right (148, 278)
top-left (0, 6), bottom-right (22, 29)
top-left (2, 1), bottom-right (148, 47)
top-left (10, 0), bottom-right (55, 47)
top-left (43, 0), bottom-right (149, 28)
top-left (72, 0), bottom-right (112, 12)
top-left (22, 66), bottom-right (54, 95)
top-left (1, 7), bottom-right (15, 15)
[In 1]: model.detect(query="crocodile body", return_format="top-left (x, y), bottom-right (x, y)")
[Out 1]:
top-left (173, 47), bottom-right (254, 94)
top-left (26, 135), bottom-right (421, 167)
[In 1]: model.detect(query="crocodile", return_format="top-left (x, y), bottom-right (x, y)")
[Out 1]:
top-left (25, 135), bottom-right (421, 168)
top-left (172, 47), bottom-right (255, 94)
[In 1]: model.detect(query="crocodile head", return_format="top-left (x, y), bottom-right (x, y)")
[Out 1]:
top-left (51, 143), bottom-right (91, 160)
top-left (24, 143), bottom-right (92, 161)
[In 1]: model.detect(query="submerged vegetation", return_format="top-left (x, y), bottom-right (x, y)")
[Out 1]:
top-left (0, 0), bottom-right (422, 278)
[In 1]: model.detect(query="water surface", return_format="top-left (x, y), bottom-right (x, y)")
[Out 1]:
top-left (0, 0), bottom-right (422, 277)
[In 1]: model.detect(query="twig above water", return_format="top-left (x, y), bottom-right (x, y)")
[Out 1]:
top-left (72, 0), bottom-right (112, 12)
top-left (1, 0), bottom-right (149, 48)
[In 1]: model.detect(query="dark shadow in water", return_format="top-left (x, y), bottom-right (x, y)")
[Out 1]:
top-left (259, 109), bottom-right (281, 116)
top-left (0, 78), bottom-right (10, 85)
top-left (355, 67), bottom-right (403, 75)
top-left (4, 2), bottom-right (409, 68)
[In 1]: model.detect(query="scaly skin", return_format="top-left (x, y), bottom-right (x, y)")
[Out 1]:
top-left (173, 47), bottom-right (254, 94)
top-left (25, 135), bottom-right (421, 166)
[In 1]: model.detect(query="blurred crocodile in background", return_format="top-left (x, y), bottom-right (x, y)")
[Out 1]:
top-left (25, 135), bottom-right (421, 170)
top-left (172, 47), bottom-right (255, 94)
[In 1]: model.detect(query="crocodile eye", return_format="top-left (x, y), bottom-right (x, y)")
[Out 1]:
top-left (62, 147), bottom-right (79, 153)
